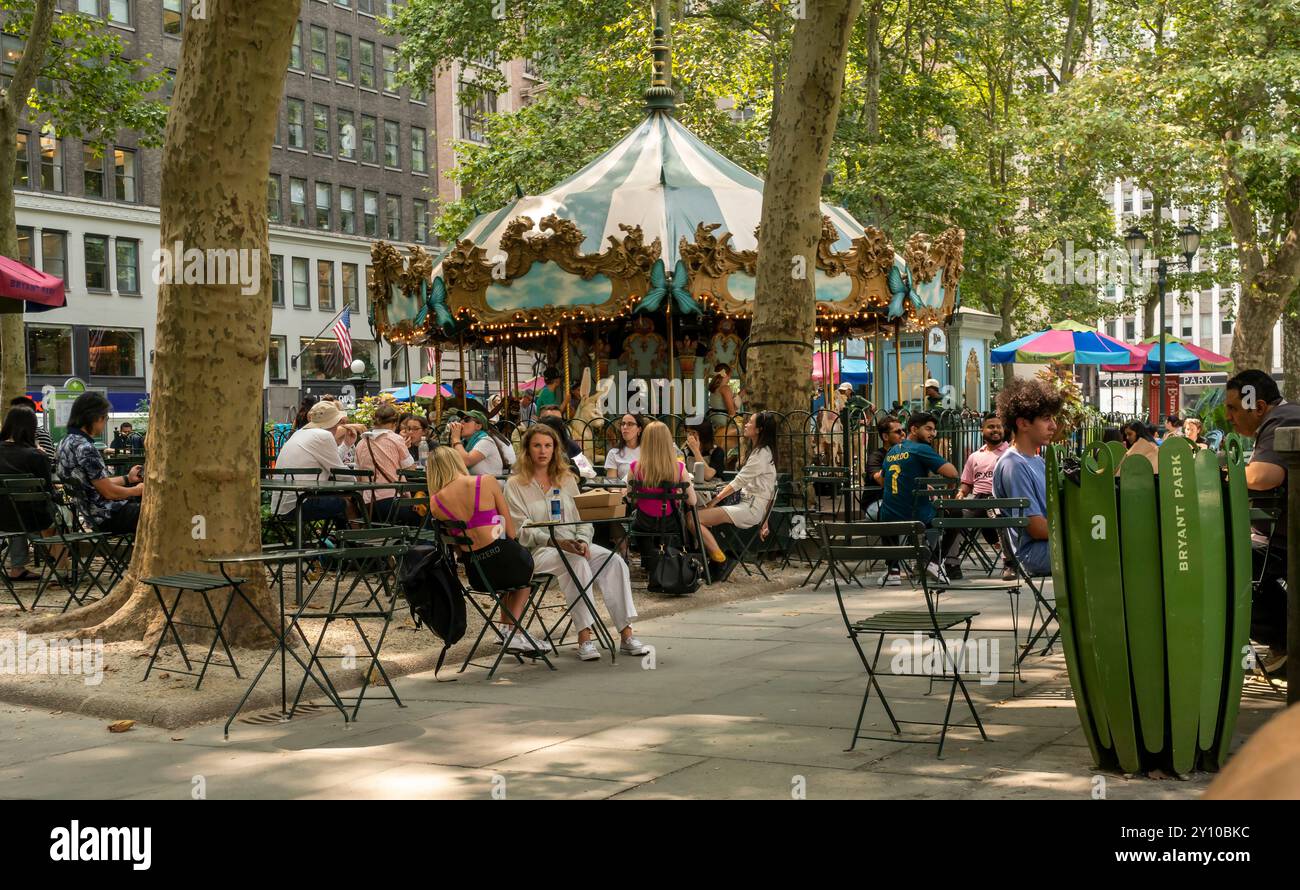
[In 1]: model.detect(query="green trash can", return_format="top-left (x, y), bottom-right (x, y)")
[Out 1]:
top-left (1045, 435), bottom-right (1253, 776)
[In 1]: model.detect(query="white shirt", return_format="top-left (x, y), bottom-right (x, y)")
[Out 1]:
top-left (271, 428), bottom-right (344, 513)
top-left (604, 445), bottom-right (640, 478)
top-left (469, 435), bottom-right (516, 476)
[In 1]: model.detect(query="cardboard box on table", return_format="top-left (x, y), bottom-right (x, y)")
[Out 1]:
top-left (573, 489), bottom-right (626, 521)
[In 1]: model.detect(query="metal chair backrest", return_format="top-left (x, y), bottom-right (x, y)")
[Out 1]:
top-left (5, 489), bottom-right (60, 535)
top-left (818, 520), bottom-right (930, 569)
top-left (331, 467), bottom-right (376, 482)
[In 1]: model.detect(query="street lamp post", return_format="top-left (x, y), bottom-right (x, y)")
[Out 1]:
top-left (1124, 223), bottom-right (1201, 426)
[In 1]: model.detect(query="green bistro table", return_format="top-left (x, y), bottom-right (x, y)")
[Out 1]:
top-left (205, 549), bottom-right (344, 737)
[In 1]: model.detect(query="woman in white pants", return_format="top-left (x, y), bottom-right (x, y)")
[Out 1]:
top-left (506, 424), bottom-right (650, 662)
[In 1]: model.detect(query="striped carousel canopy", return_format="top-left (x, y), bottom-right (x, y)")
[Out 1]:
top-left (371, 27), bottom-right (964, 345)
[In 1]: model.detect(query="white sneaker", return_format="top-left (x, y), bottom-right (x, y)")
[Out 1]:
top-left (501, 627), bottom-right (552, 654)
top-left (880, 569), bottom-right (902, 587)
top-left (576, 640), bottom-right (601, 661)
top-left (620, 636), bottom-right (650, 656)
top-left (926, 562), bottom-right (949, 584)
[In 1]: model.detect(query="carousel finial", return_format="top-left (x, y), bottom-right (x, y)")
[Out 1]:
top-left (643, 17), bottom-right (676, 114)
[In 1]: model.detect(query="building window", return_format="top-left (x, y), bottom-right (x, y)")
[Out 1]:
top-left (315, 182), bottom-right (332, 230)
top-left (359, 0), bottom-right (374, 13)
top-left (77, 0), bottom-right (100, 16)
top-left (26, 324), bottom-right (73, 376)
top-left (269, 335), bottom-right (288, 383)
top-left (360, 114), bottom-right (377, 163)
top-left (116, 238), bottom-right (140, 294)
top-left (89, 327), bottom-right (144, 377)
top-left (317, 260), bottom-right (335, 310)
top-left (290, 177), bottom-right (307, 226)
top-left (390, 345), bottom-right (408, 385)
top-left (292, 257), bottom-right (310, 308)
top-left (163, 69), bottom-right (175, 102)
top-left (337, 109), bottom-right (356, 159)
top-left (410, 69), bottom-right (427, 103)
top-left (290, 22), bottom-right (303, 71)
top-left (301, 337), bottom-right (377, 381)
top-left (83, 145), bottom-right (105, 198)
top-left (84, 235), bottom-right (109, 291)
top-left (1179, 315), bottom-right (1193, 338)
top-left (287, 98), bottom-right (305, 148)
top-left (335, 33), bottom-right (352, 82)
top-left (383, 120), bottom-right (400, 168)
top-left (113, 148), bottom-right (136, 202)
top-left (1200, 312), bottom-right (1213, 341)
top-left (270, 255), bottom-right (284, 307)
top-left (41, 231), bottom-right (67, 284)
top-left (340, 187), bottom-right (356, 234)
top-left (17, 227), bottom-right (33, 267)
top-left (15, 132), bottom-right (29, 188)
top-left (108, 0), bottom-right (131, 26)
top-left (358, 40), bottom-right (376, 89)
top-left (385, 194), bottom-right (401, 240)
top-left (313, 104), bottom-right (330, 154)
top-left (267, 175), bottom-right (282, 222)
top-left (363, 190), bottom-right (379, 237)
top-left (414, 198), bottom-right (428, 243)
top-left (163, 0), bottom-right (183, 34)
top-left (310, 25), bottom-right (328, 76)
top-left (1122, 190), bottom-right (1133, 214)
top-left (382, 46), bottom-right (398, 92)
top-left (336, 0), bottom-right (353, 7)
top-left (459, 82), bottom-right (496, 143)
top-left (39, 133), bottom-right (63, 192)
top-left (343, 263), bottom-right (359, 311)
top-left (410, 126), bottom-right (426, 173)
top-left (1124, 319), bottom-right (1136, 342)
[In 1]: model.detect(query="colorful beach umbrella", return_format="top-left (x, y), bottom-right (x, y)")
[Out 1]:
top-left (384, 382), bottom-right (453, 400)
top-left (1100, 336), bottom-right (1233, 374)
top-left (991, 319), bottom-right (1135, 365)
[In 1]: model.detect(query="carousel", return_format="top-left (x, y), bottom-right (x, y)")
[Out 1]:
top-left (367, 27), bottom-right (967, 440)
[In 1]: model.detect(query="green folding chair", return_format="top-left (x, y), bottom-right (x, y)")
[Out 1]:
top-left (822, 520), bottom-right (988, 758)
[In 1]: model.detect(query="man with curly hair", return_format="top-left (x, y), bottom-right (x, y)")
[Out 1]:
top-left (992, 377), bottom-right (1063, 580)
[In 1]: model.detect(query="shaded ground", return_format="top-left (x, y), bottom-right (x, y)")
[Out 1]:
top-left (0, 570), bottom-right (1285, 799)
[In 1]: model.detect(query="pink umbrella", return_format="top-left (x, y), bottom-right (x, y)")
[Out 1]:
top-left (811, 352), bottom-right (841, 380)
top-left (0, 255), bottom-right (65, 308)
top-left (516, 375), bottom-right (547, 392)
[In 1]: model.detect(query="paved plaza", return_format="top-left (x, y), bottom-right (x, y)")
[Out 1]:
top-left (0, 576), bottom-right (1284, 800)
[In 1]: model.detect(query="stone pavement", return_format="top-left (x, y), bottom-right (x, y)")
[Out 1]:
top-left (0, 574), bottom-right (1285, 799)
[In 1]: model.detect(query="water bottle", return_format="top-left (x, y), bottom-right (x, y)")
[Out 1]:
top-left (417, 438), bottom-right (429, 463)
top-left (693, 461), bottom-right (706, 485)
top-left (550, 488), bottom-right (563, 523)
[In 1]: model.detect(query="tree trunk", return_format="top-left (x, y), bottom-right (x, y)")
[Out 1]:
top-left (1223, 156), bottom-right (1300, 372)
top-left (28, 0), bottom-right (299, 645)
top-left (747, 0), bottom-right (863, 423)
top-left (0, 0), bottom-right (59, 405)
top-left (1283, 292), bottom-right (1299, 400)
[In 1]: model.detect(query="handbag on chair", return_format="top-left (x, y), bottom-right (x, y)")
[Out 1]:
top-left (649, 544), bottom-right (701, 595)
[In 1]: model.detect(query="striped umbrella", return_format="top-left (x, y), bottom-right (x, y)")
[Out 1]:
top-left (1100, 336), bottom-right (1233, 374)
top-left (992, 319), bottom-right (1135, 365)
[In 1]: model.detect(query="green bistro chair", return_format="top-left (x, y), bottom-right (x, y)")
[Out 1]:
top-left (822, 520), bottom-right (988, 758)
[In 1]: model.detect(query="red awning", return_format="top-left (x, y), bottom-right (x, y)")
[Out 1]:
top-left (0, 255), bottom-right (66, 308)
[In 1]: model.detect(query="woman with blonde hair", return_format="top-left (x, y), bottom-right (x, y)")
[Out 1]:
top-left (627, 421), bottom-right (700, 582)
top-left (506, 424), bottom-right (648, 662)
top-left (426, 445), bottom-right (546, 654)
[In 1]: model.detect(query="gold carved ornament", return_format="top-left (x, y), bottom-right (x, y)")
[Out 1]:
top-left (440, 215), bottom-right (662, 327)
top-left (903, 226), bottom-right (966, 328)
top-left (369, 242), bottom-right (441, 346)
top-left (678, 222), bottom-right (756, 316)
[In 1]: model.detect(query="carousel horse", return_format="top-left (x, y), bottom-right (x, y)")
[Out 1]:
top-left (622, 315), bottom-right (667, 378)
top-left (568, 368), bottom-right (612, 459)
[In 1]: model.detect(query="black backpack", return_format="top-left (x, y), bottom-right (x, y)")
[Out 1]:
top-left (400, 544), bottom-right (467, 678)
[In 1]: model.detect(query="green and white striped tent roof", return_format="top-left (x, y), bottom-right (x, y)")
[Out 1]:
top-left (439, 109), bottom-right (871, 272)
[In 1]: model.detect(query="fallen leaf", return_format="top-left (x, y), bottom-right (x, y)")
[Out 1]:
top-left (159, 673), bottom-right (170, 680)
top-left (170, 736), bottom-right (184, 742)
top-left (107, 720), bottom-right (135, 733)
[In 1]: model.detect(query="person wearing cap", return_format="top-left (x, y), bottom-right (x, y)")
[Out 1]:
top-left (269, 400), bottom-right (353, 524)
top-left (925, 378), bottom-right (944, 411)
top-left (449, 409), bottom-right (516, 476)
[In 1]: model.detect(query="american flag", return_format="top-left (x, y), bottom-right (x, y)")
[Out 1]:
top-left (332, 307), bottom-right (353, 367)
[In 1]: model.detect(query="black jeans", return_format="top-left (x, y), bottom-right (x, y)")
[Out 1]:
top-left (1251, 537), bottom-right (1288, 652)
top-left (98, 501), bottom-right (142, 535)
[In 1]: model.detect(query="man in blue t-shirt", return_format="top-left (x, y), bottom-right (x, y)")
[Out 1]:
top-left (877, 411), bottom-right (958, 584)
top-left (991, 377), bottom-right (1063, 580)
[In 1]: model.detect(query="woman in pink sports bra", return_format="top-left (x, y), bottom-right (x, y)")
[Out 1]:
top-left (426, 446), bottom-right (547, 654)
top-left (627, 421), bottom-right (697, 584)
